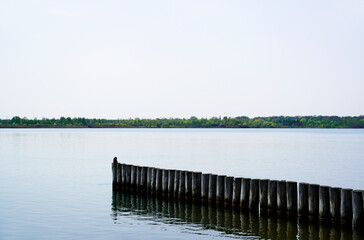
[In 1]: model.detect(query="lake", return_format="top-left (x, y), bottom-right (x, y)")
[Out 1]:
top-left (0, 128), bottom-right (363, 239)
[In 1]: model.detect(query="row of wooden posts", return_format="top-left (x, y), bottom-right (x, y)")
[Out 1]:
top-left (112, 159), bottom-right (364, 229)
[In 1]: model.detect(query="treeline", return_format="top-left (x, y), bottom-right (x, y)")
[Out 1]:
top-left (1, 116), bottom-right (364, 128)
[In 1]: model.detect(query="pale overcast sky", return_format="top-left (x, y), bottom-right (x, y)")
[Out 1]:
top-left (0, 1), bottom-right (363, 119)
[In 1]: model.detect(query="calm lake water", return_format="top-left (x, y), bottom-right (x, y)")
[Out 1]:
top-left (0, 128), bottom-right (363, 239)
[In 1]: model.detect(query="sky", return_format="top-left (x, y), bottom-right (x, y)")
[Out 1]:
top-left (0, 0), bottom-right (363, 119)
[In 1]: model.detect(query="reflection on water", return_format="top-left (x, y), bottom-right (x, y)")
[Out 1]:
top-left (111, 191), bottom-right (363, 240)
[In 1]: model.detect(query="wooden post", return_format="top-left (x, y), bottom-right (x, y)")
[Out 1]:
top-left (268, 180), bottom-right (277, 213)
top-left (216, 175), bottom-right (226, 205)
top-left (112, 158), bottom-right (118, 189)
top-left (121, 164), bottom-right (126, 187)
top-left (150, 167), bottom-right (156, 193)
top-left (192, 172), bottom-right (202, 201)
top-left (309, 184), bottom-right (319, 219)
top-left (232, 178), bottom-right (242, 208)
top-left (140, 166), bottom-right (147, 192)
top-left (136, 166), bottom-right (142, 191)
top-left (117, 163), bottom-right (122, 186)
top-left (241, 178), bottom-right (251, 209)
top-left (299, 183), bottom-right (309, 218)
top-left (162, 169), bottom-right (169, 196)
top-left (249, 179), bottom-right (260, 213)
top-left (277, 180), bottom-right (287, 215)
top-left (155, 168), bottom-right (162, 194)
top-left (287, 181), bottom-right (297, 216)
top-left (147, 167), bottom-right (153, 193)
top-left (125, 164), bottom-right (131, 189)
top-left (341, 188), bottom-right (353, 226)
top-left (201, 173), bottom-right (210, 203)
top-left (178, 171), bottom-right (186, 199)
top-left (260, 179), bottom-right (269, 214)
top-left (185, 171), bottom-right (192, 200)
top-left (208, 174), bottom-right (217, 204)
top-left (130, 165), bottom-right (137, 191)
top-left (168, 169), bottom-right (175, 197)
top-left (329, 187), bottom-right (341, 223)
top-left (319, 185), bottom-right (330, 221)
top-left (225, 176), bottom-right (234, 206)
top-left (353, 190), bottom-right (364, 229)
top-left (174, 170), bottom-right (180, 198)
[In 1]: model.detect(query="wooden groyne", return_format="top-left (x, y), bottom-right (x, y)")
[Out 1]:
top-left (112, 158), bottom-right (364, 230)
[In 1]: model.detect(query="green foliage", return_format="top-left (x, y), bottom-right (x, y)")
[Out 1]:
top-left (0, 116), bottom-right (363, 128)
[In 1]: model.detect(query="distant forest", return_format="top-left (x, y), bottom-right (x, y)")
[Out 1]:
top-left (1, 116), bottom-right (364, 128)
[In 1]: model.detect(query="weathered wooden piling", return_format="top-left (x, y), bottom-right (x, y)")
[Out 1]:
top-left (319, 186), bottom-right (330, 220)
top-left (185, 171), bottom-right (193, 200)
top-left (217, 175), bottom-right (226, 205)
top-left (130, 165), bottom-right (137, 190)
top-left (121, 164), bottom-right (126, 186)
top-left (112, 158), bottom-right (118, 187)
top-left (277, 181), bottom-right (287, 214)
top-left (155, 168), bottom-right (162, 194)
top-left (249, 179), bottom-right (260, 213)
top-left (241, 178), bottom-right (251, 209)
top-left (287, 181), bottom-right (297, 216)
top-left (150, 167), bottom-right (156, 193)
top-left (147, 167), bottom-right (153, 192)
top-left (341, 188), bottom-right (353, 225)
top-left (232, 178), bottom-right (242, 207)
top-left (260, 179), bottom-right (269, 213)
top-left (309, 184), bottom-right (319, 219)
top-left (208, 174), bottom-right (217, 203)
top-left (329, 187), bottom-right (341, 222)
top-left (268, 180), bottom-right (277, 213)
top-left (353, 190), bottom-right (364, 228)
top-left (117, 164), bottom-right (122, 186)
top-left (299, 183), bottom-right (309, 218)
top-left (125, 164), bottom-right (131, 189)
top-left (168, 170), bottom-right (175, 197)
top-left (174, 170), bottom-right (180, 198)
top-left (136, 166), bottom-right (142, 191)
top-left (162, 169), bottom-right (169, 196)
top-left (178, 171), bottom-right (186, 198)
top-left (192, 172), bottom-right (202, 201)
top-left (140, 166), bottom-right (148, 192)
top-left (201, 173), bottom-right (210, 203)
top-left (225, 177), bottom-right (234, 206)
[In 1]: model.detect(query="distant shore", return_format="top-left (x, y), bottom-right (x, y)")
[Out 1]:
top-left (1, 116), bottom-right (363, 128)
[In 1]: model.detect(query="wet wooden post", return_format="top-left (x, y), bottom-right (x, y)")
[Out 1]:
top-left (121, 164), bottom-right (126, 187)
top-left (309, 184), bottom-right (319, 219)
top-left (353, 190), bottom-right (364, 229)
top-left (249, 179), bottom-right (260, 213)
top-left (241, 178), bottom-right (251, 209)
top-left (150, 167), bottom-right (156, 193)
top-left (192, 172), bottom-right (202, 201)
top-left (178, 171), bottom-right (186, 199)
top-left (232, 177), bottom-right (242, 208)
top-left (277, 180), bottom-right (287, 215)
top-left (299, 183), bottom-right (309, 218)
top-left (174, 170), bottom-right (180, 198)
top-left (329, 187), bottom-right (341, 223)
top-left (185, 171), bottom-right (192, 200)
top-left (341, 188), bottom-right (353, 226)
top-left (147, 167), bottom-right (153, 193)
top-left (268, 180), bottom-right (278, 213)
top-left (136, 166), bottom-right (142, 191)
top-left (130, 165), bottom-right (137, 191)
top-left (140, 166), bottom-right (148, 192)
top-left (117, 163), bottom-right (122, 187)
top-left (225, 176), bottom-right (234, 206)
top-left (112, 157), bottom-right (118, 188)
top-left (125, 164), bottom-right (131, 190)
top-left (217, 175), bottom-right (226, 205)
top-left (287, 181), bottom-right (297, 216)
top-left (260, 179), bottom-right (269, 214)
top-left (155, 168), bottom-right (162, 194)
top-left (162, 169), bottom-right (169, 196)
top-left (208, 174), bottom-right (217, 204)
top-left (319, 186), bottom-right (330, 221)
top-left (168, 169), bottom-right (175, 197)
top-left (201, 173), bottom-right (210, 203)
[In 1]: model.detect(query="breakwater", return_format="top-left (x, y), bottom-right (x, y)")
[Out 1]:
top-left (112, 158), bottom-right (364, 231)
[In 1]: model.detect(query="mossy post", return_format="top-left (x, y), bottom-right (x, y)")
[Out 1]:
top-left (192, 172), bottom-right (202, 201)
top-left (268, 180), bottom-right (278, 213)
top-left (319, 186), bottom-right (330, 221)
top-left (353, 190), bottom-right (364, 229)
top-left (241, 178), bottom-right (251, 209)
top-left (287, 181), bottom-right (297, 217)
top-left (309, 184), bottom-right (319, 220)
top-left (277, 181), bottom-right (287, 215)
top-left (208, 174), bottom-right (217, 204)
top-left (232, 178), bottom-right (242, 208)
top-left (249, 179), bottom-right (260, 213)
top-left (216, 175), bottom-right (226, 205)
top-left (201, 173), bottom-right (210, 203)
top-left (260, 179), bottom-right (269, 214)
top-left (329, 187), bottom-right (341, 223)
top-left (341, 188), bottom-right (353, 226)
top-left (299, 183), bottom-right (309, 218)
top-left (224, 176), bottom-right (234, 206)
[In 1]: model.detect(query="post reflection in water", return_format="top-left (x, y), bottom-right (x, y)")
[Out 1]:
top-left (111, 191), bottom-right (364, 240)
